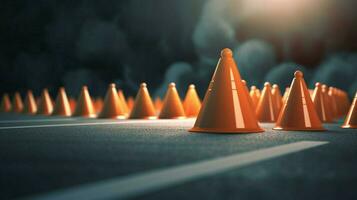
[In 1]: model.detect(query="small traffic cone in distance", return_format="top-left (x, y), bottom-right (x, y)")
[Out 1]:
top-left (154, 97), bottom-right (162, 113)
top-left (250, 86), bottom-right (259, 109)
top-left (98, 84), bottom-right (126, 119)
top-left (272, 84), bottom-right (283, 111)
top-left (312, 83), bottom-right (334, 123)
top-left (190, 48), bottom-right (263, 133)
top-left (37, 88), bottom-right (53, 115)
top-left (274, 71), bottom-right (324, 131)
top-left (129, 83), bottom-right (157, 119)
top-left (256, 82), bottom-right (279, 122)
top-left (328, 87), bottom-right (339, 119)
top-left (158, 83), bottom-right (186, 119)
top-left (12, 92), bottom-right (24, 113)
top-left (242, 80), bottom-right (255, 111)
top-left (183, 84), bottom-right (201, 118)
top-left (73, 86), bottom-right (96, 118)
top-left (69, 98), bottom-right (76, 113)
top-left (0, 93), bottom-right (12, 112)
top-left (282, 87), bottom-right (290, 104)
top-left (127, 96), bottom-right (134, 111)
top-left (118, 90), bottom-right (129, 115)
top-left (342, 91), bottom-right (357, 128)
top-left (23, 90), bottom-right (37, 114)
top-left (94, 98), bottom-right (103, 114)
top-left (52, 87), bottom-right (72, 116)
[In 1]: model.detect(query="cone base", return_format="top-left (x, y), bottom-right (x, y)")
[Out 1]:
top-left (273, 126), bottom-right (325, 131)
top-left (129, 116), bottom-right (157, 120)
top-left (73, 114), bottom-right (97, 118)
top-left (159, 116), bottom-right (186, 119)
top-left (189, 127), bottom-right (264, 134)
top-left (341, 124), bottom-right (357, 129)
top-left (98, 115), bottom-right (126, 119)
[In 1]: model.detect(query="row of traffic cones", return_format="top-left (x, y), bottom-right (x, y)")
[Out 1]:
top-left (0, 48), bottom-right (356, 132)
top-left (0, 82), bottom-right (202, 119)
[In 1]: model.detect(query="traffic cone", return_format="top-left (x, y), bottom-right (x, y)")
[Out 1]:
top-left (242, 80), bottom-right (255, 111)
top-left (73, 86), bottom-right (96, 118)
top-left (282, 87), bottom-right (290, 104)
top-left (256, 82), bottom-right (280, 122)
top-left (249, 86), bottom-right (259, 109)
top-left (274, 71), bottom-right (324, 131)
top-left (272, 84), bottom-right (283, 111)
top-left (154, 97), bottom-right (163, 112)
top-left (328, 87), bottom-right (339, 119)
top-left (342, 91), bottom-right (357, 128)
top-left (98, 83), bottom-right (126, 119)
top-left (129, 83), bottom-right (157, 119)
top-left (12, 92), bottom-right (24, 113)
top-left (312, 83), bottom-right (334, 123)
top-left (0, 93), bottom-right (12, 112)
top-left (52, 87), bottom-right (72, 116)
top-left (69, 98), bottom-right (76, 113)
top-left (189, 48), bottom-right (263, 133)
top-left (23, 90), bottom-right (37, 114)
top-left (94, 98), bottom-right (103, 114)
top-left (127, 96), bottom-right (135, 111)
top-left (37, 88), bottom-right (53, 115)
top-left (183, 84), bottom-right (201, 117)
top-left (158, 83), bottom-right (186, 119)
top-left (118, 90), bottom-right (129, 115)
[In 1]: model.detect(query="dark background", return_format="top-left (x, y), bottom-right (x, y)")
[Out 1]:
top-left (0, 0), bottom-right (356, 99)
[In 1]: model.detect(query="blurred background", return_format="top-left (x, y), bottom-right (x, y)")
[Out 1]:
top-left (0, 0), bottom-right (356, 99)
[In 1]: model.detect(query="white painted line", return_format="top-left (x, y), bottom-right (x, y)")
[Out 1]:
top-left (0, 119), bottom-right (195, 130)
top-left (0, 118), bottom-right (76, 124)
top-left (26, 141), bottom-right (328, 200)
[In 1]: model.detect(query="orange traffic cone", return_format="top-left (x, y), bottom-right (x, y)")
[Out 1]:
top-left (129, 83), bottom-right (157, 119)
top-left (249, 86), bottom-right (259, 109)
top-left (274, 71), bottom-right (324, 131)
top-left (272, 84), bottom-right (283, 111)
top-left (183, 84), bottom-right (201, 117)
top-left (69, 98), bottom-right (76, 113)
top-left (37, 89), bottom-right (53, 115)
top-left (52, 87), bottom-right (72, 116)
top-left (328, 87), bottom-right (339, 119)
top-left (242, 80), bottom-right (255, 111)
top-left (158, 83), bottom-right (186, 119)
top-left (94, 98), bottom-right (103, 114)
top-left (282, 87), bottom-right (290, 104)
top-left (23, 90), bottom-right (37, 114)
top-left (312, 83), bottom-right (334, 123)
top-left (0, 93), bottom-right (12, 112)
top-left (98, 84), bottom-right (126, 119)
top-left (73, 86), bottom-right (96, 118)
top-left (256, 82), bottom-right (280, 122)
top-left (342, 92), bottom-right (357, 128)
top-left (127, 96), bottom-right (135, 111)
top-left (12, 92), bottom-right (24, 113)
top-left (189, 48), bottom-right (263, 133)
top-left (118, 90), bottom-right (129, 115)
top-left (154, 97), bottom-right (163, 112)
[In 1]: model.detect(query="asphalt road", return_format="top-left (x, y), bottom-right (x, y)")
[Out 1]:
top-left (0, 113), bottom-right (356, 200)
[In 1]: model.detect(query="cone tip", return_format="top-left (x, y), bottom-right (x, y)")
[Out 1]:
top-left (140, 82), bottom-right (147, 88)
top-left (264, 82), bottom-right (271, 87)
top-left (169, 82), bottom-right (176, 87)
top-left (189, 84), bottom-right (195, 89)
top-left (82, 85), bottom-right (88, 90)
top-left (109, 83), bottom-right (116, 88)
top-left (315, 82), bottom-right (321, 87)
top-left (272, 84), bottom-right (279, 89)
top-left (220, 48), bottom-right (233, 58)
top-left (294, 70), bottom-right (303, 78)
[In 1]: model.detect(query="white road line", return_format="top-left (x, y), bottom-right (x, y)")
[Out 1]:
top-left (0, 118), bottom-right (76, 124)
top-left (0, 119), bottom-right (195, 130)
top-left (26, 141), bottom-right (328, 200)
